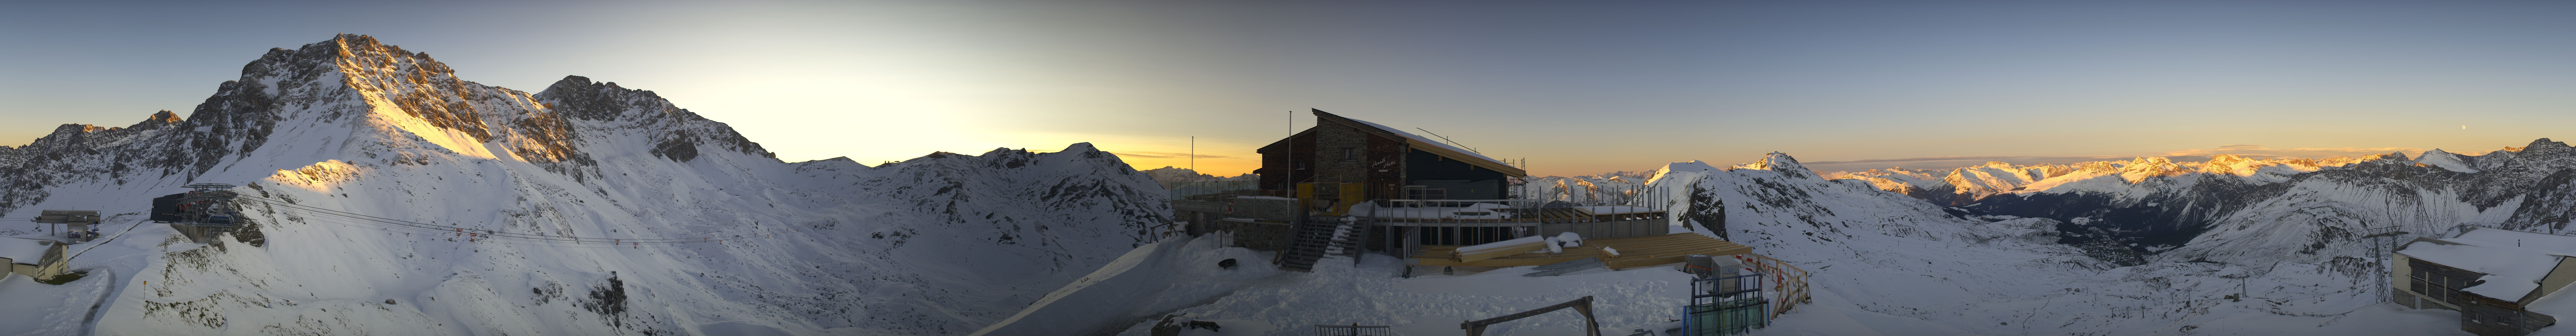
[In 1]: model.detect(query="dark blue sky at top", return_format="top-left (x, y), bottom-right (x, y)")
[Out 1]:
top-left (6, 0), bottom-right (2574, 175)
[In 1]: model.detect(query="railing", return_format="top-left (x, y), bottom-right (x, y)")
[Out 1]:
top-left (1734, 253), bottom-right (1810, 319)
top-left (1171, 180), bottom-right (1261, 199)
top-left (1177, 189), bottom-right (1288, 202)
top-left (1397, 224), bottom-right (1421, 263)
top-left (1311, 324), bottom-right (1393, 336)
top-left (1364, 199), bottom-right (1550, 226)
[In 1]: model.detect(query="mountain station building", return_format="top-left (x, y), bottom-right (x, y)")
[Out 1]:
top-left (1171, 109), bottom-right (1733, 271)
top-left (2394, 228), bottom-right (2576, 336)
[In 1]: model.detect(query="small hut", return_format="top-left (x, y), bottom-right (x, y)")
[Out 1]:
top-left (1, 238), bottom-right (70, 281)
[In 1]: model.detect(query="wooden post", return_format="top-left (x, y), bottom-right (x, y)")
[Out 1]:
top-left (1461, 296), bottom-right (1599, 336)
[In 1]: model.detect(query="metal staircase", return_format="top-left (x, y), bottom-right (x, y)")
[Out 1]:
top-left (1278, 216), bottom-right (1364, 272)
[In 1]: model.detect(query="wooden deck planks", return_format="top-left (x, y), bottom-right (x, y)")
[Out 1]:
top-left (1408, 233), bottom-right (1751, 268)
top-left (1454, 242), bottom-right (1547, 263)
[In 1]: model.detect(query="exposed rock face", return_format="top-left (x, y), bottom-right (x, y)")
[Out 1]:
top-left (536, 75), bottom-right (771, 165)
top-left (0, 34), bottom-right (1167, 335)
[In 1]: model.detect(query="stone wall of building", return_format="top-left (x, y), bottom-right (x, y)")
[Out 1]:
top-left (1311, 122), bottom-right (1371, 183)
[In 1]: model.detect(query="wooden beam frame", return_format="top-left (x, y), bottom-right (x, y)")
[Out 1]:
top-left (1463, 296), bottom-right (1598, 336)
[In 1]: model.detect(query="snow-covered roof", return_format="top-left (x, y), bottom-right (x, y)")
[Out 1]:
top-left (2397, 228), bottom-right (2576, 301)
top-left (1339, 117), bottom-right (1507, 165)
top-left (0, 238), bottom-right (53, 264)
top-left (2458, 229), bottom-right (2576, 254)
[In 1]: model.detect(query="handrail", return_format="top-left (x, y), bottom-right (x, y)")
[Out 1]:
top-left (1735, 253), bottom-right (1810, 319)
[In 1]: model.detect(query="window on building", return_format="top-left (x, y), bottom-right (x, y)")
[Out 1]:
top-left (2411, 260), bottom-right (2482, 307)
top-left (1341, 147), bottom-right (1358, 161)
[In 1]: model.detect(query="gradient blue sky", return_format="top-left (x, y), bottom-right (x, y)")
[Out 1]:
top-left (6, 1), bottom-right (2574, 176)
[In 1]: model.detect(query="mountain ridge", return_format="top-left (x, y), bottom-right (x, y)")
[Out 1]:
top-left (0, 34), bottom-right (1164, 335)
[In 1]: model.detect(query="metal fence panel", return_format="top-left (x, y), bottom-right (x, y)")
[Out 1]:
top-left (1685, 273), bottom-right (1770, 335)
top-left (1312, 325), bottom-right (1394, 336)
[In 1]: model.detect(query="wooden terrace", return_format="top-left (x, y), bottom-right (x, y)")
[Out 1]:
top-left (1408, 233), bottom-right (1752, 270)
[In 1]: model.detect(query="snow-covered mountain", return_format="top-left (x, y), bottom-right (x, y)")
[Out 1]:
top-left (1951, 143), bottom-right (2570, 269)
top-left (1137, 167), bottom-right (1252, 189)
top-left (1523, 174), bottom-right (1654, 206)
top-left (0, 34), bottom-right (1164, 335)
top-left (1840, 161), bottom-right (2074, 206)
top-left (1635, 152), bottom-right (2452, 335)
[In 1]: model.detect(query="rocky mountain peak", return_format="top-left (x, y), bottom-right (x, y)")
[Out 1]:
top-left (1730, 151), bottom-right (1816, 178)
top-left (2410, 149), bottom-right (2481, 173)
top-left (2518, 138), bottom-right (2574, 156)
top-left (127, 110), bottom-right (183, 130)
top-left (538, 75), bottom-right (668, 121)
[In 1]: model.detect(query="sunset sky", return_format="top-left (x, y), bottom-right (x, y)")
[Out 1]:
top-left (6, 1), bottom-right (2576, 177)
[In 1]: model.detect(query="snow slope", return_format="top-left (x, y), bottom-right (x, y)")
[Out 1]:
top-left (0, 34), bottom-right (1165, 335)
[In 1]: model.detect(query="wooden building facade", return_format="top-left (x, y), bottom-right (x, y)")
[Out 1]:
top-left (1255, 109), bottom-right (1525, 203)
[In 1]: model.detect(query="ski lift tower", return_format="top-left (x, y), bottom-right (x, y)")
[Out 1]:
top-left (2361, 225), bottom-right (2412, 303)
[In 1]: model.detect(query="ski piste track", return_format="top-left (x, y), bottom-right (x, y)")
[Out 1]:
top-left (230, 195), bottom-right (759, 249)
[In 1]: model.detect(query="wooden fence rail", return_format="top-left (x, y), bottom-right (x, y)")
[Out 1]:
top-left (1735, 253), bottom-right (1810, 319)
